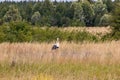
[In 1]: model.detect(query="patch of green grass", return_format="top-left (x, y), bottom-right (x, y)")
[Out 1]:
top-left (0, 62), bottom-right (120, 80)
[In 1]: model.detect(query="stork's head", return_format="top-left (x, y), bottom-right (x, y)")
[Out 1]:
top-left (57, 37), bottom-right (59, 42)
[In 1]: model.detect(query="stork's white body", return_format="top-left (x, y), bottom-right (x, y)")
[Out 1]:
top-left (55, 42), bottom-right (59, 48)
top-left (52, 38), bottom-right (59, 50)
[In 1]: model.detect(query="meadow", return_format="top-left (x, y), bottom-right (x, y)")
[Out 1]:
top-left (0, 40), bottom-right (120, 80)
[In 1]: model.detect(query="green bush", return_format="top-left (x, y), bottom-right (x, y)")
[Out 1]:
top-left (1, 22), bottom-right (32, 42)
top-left (102, 31), bottom-right (120, 41)
top-left (1, 24), bottom-right (117, 43)
top-left (32, 27), bottom-right (98, 43)
top-left (102, 2), bottom-right (120, 41)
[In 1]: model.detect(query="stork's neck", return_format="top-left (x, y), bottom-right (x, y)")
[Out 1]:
top-left (56, 38), bottom-right (59, 47)
top-left (56, 38), bottom-right (59, 44)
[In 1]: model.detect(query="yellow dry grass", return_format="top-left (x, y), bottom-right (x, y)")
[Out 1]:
top-left (54, 26), bottom-right (111, 36)
top-left (32, 73), bottom-right (54, 80)
top-left (0, 41), bottom-right (120, 64)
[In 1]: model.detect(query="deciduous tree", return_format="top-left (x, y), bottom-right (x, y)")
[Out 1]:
top-left (3, 5), bottom-right (22, 22)
top-left (31, 11), bottom-right (41, 25)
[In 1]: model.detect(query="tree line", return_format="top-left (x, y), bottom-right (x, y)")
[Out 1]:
top-left (0, 0), bottom-right (117, 27)
top-left (0, 0), bottom-right (120, 42)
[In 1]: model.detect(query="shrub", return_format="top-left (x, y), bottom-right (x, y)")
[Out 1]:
top-left (4, 22), bottom-right (32, 42)
top-left (32, 27), bottom-right (98, 42)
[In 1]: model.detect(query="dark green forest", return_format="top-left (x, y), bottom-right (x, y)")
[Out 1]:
top-left (0, 0), bottom-right (120, 42)
top-left (0, 0), bottom-right (117, 27)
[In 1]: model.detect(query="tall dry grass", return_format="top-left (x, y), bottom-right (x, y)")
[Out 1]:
top-left (0, 41), bottom-right (120, 80)
top-left (0, 41), bottom-right (120, 64)
top-left (57, 27), bottom-right (111, 36)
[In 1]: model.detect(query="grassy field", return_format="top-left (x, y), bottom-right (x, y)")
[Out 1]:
top-left (0, 41), bottom-right (120, 80)
top-left (51, 26), bottom-right (111, 36)
top-left (59, 27), bottom-right (111, 33)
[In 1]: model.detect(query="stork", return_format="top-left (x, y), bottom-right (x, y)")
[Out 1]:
top-left (52, 38), bottom-right (59, 50)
